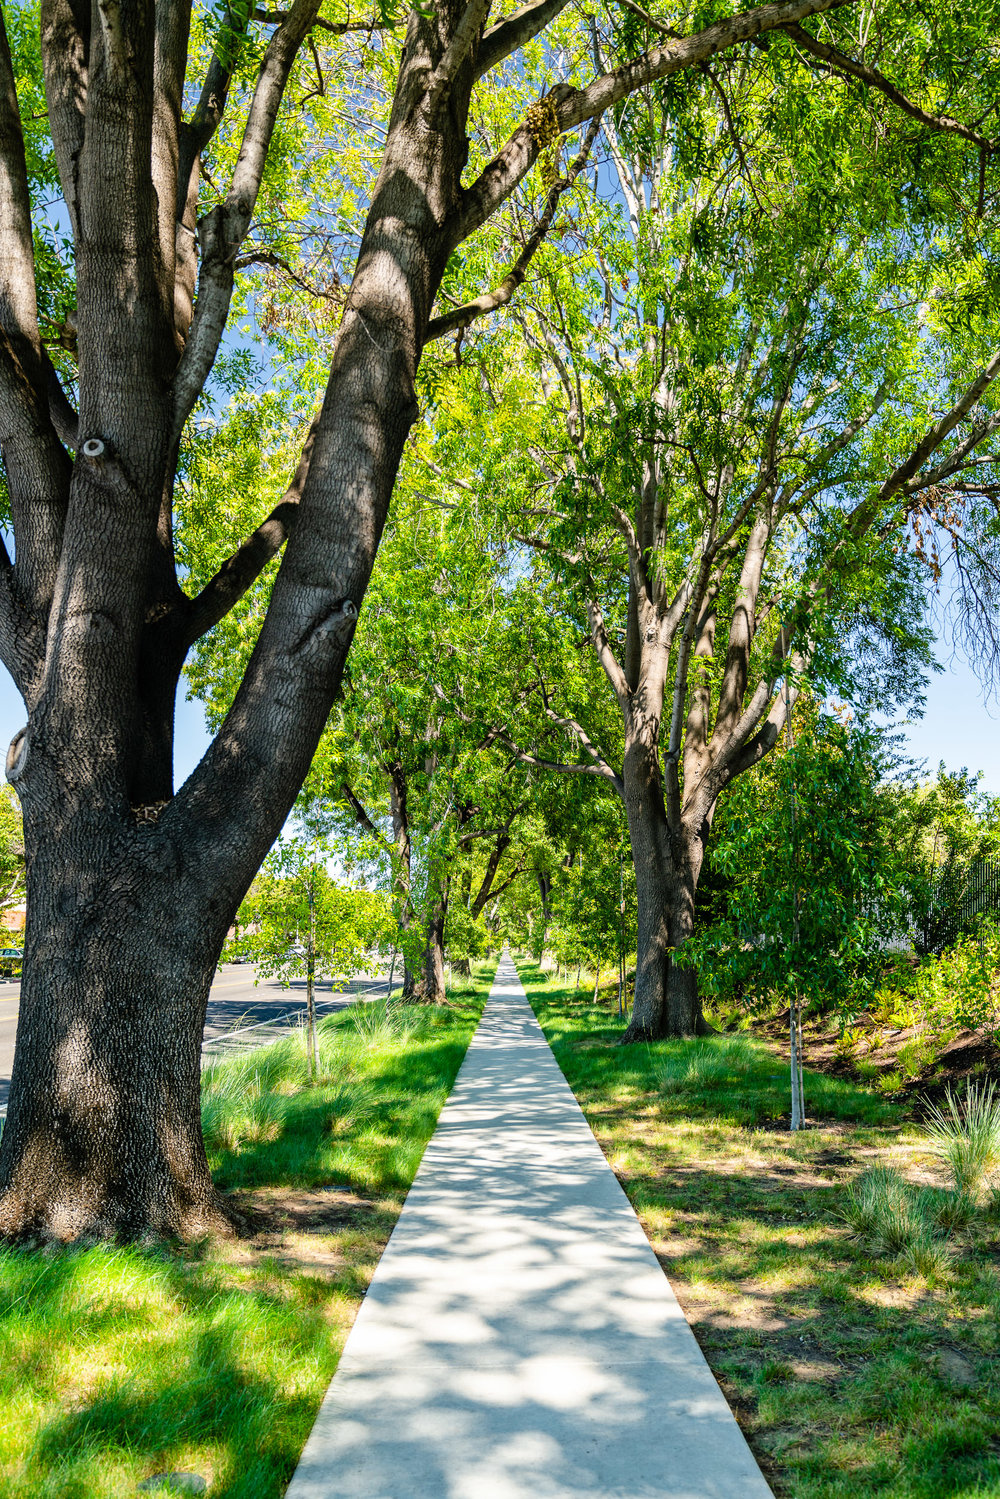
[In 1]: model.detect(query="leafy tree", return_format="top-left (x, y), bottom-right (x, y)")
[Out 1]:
top-left (894, 765), bottom-right (1000, 952)
top-left (236, 833), bottom-right (391, 1079)
top-left (2, 0), bottom-right (999, 1238)
top-left (425, 55), bottom-right (1000, 1038)
top-left (686, 714), bottom-right (915, 1019)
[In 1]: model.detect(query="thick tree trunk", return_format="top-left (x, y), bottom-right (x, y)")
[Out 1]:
top-left (620, 742), bottom-right (708, 1042)
top-left (418, 901), bottom-right (447, 1004)
top-left (0, 825), bottom-right (238, 1242)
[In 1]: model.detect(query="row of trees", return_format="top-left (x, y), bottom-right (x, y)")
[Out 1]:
top-left (3, 0), bottom-right (1000, 1238)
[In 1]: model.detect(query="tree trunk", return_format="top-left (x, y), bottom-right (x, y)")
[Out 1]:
top-left (620, 740), bottom-right (708, 1042)
top-left (305, 878), bottom-right (317, 1083)
top-left (592, 965), bottom-right (601, 1002)
top-left (536, 872), bottom-right (551, 961)
top-left (0, 829), bottom-right (239, 1242)
top-left (419, 900), bottom-right (447, 1004)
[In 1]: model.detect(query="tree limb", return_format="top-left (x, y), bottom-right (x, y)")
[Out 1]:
top-left (177, 0), bottom-right (254, 212)
top-left (171, 0), bottom-right (322, 443)
top-left (457, 0), bottom-right (854, 242)
top-left (475, 0), bottom-right (571, 78)
top-left (39, 0), bottom-right (89, 237)
top-left (425, 0), bottom-right (492, 117)
top-left (425, 117), bottom-right (602, 343)
top-left (184, 416), bottom-right (318, 645)
top-left (341, 782), bottom-right (390, 847)
top-left (783, 23), bottom-right (998, 152)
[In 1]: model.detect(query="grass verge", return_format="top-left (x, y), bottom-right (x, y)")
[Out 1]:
top-left (0, 964), bottom-right (493, 1499)
top-left (518, 959), bottom-right (1000, 1499)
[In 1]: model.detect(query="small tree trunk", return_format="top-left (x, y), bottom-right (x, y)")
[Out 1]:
top-left (306, 876), bottom-right (317, 1082)
top-left (575, 960), bottom-right (581, 993)
top-left (592, 965), bottom-right (601, 1002)
top-left (536, 873), bottom-right (552, 961)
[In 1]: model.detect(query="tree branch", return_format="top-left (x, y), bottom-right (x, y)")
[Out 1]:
top-left (425, 0), bottom-right (492, 117)
top-left (172, 0), bottom-right (321, 442)
top-left (341, 782), bottom-right (390, 848)
top-left (0, 13), bottom-right (72, 620)
top-left (253, 7), bottom-right (402, 30)
top-left (425, 116), bottom-right (602, 343)
top-left (475, 0), bottom-right (571, 78)
top-left (783, 23), bottom-right (998, 152)
top-left (184, 416), bottom-right (318, 645)
top-left (39, 0), bottom-right (89, 237)
top-left (457, 0), bottom-right (854, 242)
top-left (177, 0), bottom-right (254, 212)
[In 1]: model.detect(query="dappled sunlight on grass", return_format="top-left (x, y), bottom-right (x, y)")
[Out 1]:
top-left (519, 959), bottom-right (1000, 1499)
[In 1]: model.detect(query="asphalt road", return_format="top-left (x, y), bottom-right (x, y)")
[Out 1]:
top-left (0, 962), bottom-right (391, 1117)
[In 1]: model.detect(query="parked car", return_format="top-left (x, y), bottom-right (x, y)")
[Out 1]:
top-left (0, 946), bottom-right (23, 978)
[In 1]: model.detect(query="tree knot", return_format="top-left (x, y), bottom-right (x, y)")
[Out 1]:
top-left (132, 800), bottom-right (169, 826)
top-left (5, 728), bottom-right (28, 784)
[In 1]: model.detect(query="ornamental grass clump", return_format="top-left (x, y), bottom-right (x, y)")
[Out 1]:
top-left (200, 1062), bottom-right (287, 1152)
top-left (840, 1166), bottom-right (953, 1276)
top-left (923, 1079), bottom-right (1000, 1201)
top-left (655, 1034), bottom-right (757, 1096)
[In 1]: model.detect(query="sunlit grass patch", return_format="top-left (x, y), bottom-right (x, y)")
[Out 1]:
top-left (0, 961), bottom-right (494, 1498)
top-left (518, 958), bottom-right (1000, 1499)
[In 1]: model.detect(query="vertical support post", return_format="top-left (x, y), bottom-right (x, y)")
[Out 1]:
top-left (306, 868), bottom-right (317, 1084)
top-left (785, 672), bottom-right (804, 1132)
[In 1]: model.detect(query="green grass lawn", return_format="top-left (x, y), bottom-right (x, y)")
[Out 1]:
top-left (0, 965), bottom-right (493, 1499)
top-left (518, 959), bottom-right (1000, 1499)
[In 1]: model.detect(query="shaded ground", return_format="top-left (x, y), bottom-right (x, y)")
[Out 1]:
top-left (522, 963), bottom-right (1000, 1499)
top-left (756, 1009), bottom-right (1000, 1109)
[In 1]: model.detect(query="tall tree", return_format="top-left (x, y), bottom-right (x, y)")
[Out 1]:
top-left (425, 50), bottom-right (1000, 1037)
top-left (1, 0), bottom-right (997, 1237)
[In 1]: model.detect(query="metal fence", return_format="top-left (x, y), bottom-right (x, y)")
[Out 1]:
top-left (919, 857), bottom-right (1000, 954)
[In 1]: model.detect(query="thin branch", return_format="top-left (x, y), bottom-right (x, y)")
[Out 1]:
top-left (253, 7), bottom-right (401, 30)
top-left (341, 782), bottom-right (390, 848)
top-left (177, 0), bottom-right (254, 210)
top-left (184, 416), bottom-right (318, 645)
top-left (235, 248), bottom-right (345, 303)
top-left (784, 23), bottom-right (999, 152)
top-left (424, 117), bottom-right (601, 343)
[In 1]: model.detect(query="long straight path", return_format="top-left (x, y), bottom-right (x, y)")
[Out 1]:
top-left (286, 952), bottom-right (772, 1499)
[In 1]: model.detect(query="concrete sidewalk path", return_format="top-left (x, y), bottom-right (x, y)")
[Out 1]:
top-left (285, 953), bottom-right (773, 1499)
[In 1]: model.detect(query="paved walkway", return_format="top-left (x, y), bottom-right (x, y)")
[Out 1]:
top-left (286, 953), bottom-right (773, 1499)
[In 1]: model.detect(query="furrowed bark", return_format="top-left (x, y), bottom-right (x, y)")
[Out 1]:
top-left (0, 11), bottom-right (71, 671)
top-left (171, 0), bottom-right (322, 443)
